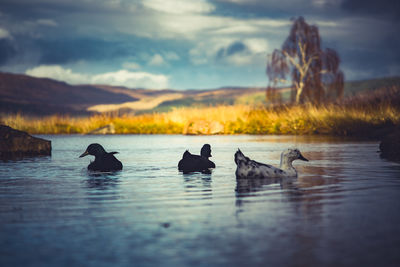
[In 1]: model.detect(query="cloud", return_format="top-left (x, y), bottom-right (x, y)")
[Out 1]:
top-left (225, 42), bottom-right (246, 56)
top-left (213, 0), bottom-right (338, 16)
top-left (145, 15), bottom-right (290, 40)
top-left (0, 28), bottom-right (11, 39)
top-left (122, 62), bottom-right (141, 70)
top-left (191, 38), bottom-right (268, 66)
top-left (216, 41), bottom-right (252, 65)
top-left (146, 52), bottom-right (180, 66)
top-left (33, 37), bottom-right (135, 64)
top-left (25, 65), bottom-right (169, 89)
top-left (92, 70), bottom-right (169, 89)
top-left (26, 65), bottom-right (89, 84)
top-left (143, 0), bottom-right (215, 14)
top-left (164, 51), bottom-right (180, 61)
top-left (36, 19), bottom-right (58, 27)
top-left (340, 0), bottom-right (400, 19)
top-left (1, 0), bottom-right (399, 87)
top-left (0, 38), bottom-right (17, 65)
top-left (148, 54), bottom-right (166, 66)
top-left (245, 38), bottom-right (269, 53)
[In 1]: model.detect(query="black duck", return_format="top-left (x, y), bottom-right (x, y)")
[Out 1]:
top-left (80, 143), bottom-right (123, 172)
top-left (178, 144), bottom-right (215, 173)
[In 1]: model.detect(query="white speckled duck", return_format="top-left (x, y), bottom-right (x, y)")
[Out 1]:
top-left (234, 148), bottom-right (308, 179)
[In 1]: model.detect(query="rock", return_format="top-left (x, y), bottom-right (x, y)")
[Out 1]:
top-left (184, 120), bottom-right (224, 135)
top-left (87, 123), bottom-right (116, 134)
top-left (0, 125), bottom-right (51, 160)
top-left (379, 130), bottom-right (400, 162)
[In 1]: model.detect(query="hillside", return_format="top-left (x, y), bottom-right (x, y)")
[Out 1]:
top-left (344, 76), bottom-right (400, 96)
top-left (84, 85), bottom-right (267, 114)
top-left (0, 72), bottom-right (136, 115)
top-left (1, 71), bottom-right (399, 115)
top-left (0, 72), bottom-right (266, 115)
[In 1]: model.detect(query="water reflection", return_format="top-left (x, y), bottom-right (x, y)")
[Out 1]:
top-left (0, 155), bottom-right (52, 162)
top-left (82, 172), bottom-right (123, 220)
top-left (234, 146), bottom-right (345, 220)
top-left (182, 172), bottom-right (213, 199)
top-left (181, 169), bottom-right (213, 174)
top-left (234, 149), bottom-right (344, 267)
top-left (235, 177), bottom-right (293, 194)
top-left (83, 171), bottom-right (122, 191)
top-left (2, 135), bottom-right (400, 267)
top-left (84, 176), bottom-right (121, 190)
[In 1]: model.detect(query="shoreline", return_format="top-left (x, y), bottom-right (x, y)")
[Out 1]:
top-left (2, 108), bottom-right (398, 136)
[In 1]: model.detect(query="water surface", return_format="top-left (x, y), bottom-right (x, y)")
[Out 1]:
top-left (1, 135), bottom-right (400, 266)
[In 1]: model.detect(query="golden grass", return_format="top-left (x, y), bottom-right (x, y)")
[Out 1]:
top-left (2, 102), bottom-right (399, 136)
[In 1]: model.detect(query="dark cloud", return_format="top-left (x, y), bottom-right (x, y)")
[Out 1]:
top-left (35, 38), bottom-right (132, 64)
top-left (0, 0), bottom-right (398, 88)
top-left (0, 0), bottom-right (118, 19)
top-left (335, 0), bottom-right (400, 77)
top-left (0, 34), bottom-right (138, 66)
top-left (216, 41), bottom-right (247, 60)
top-left (337, 33), bottom-right (400, 79)
top-left (341, 0), bottom-right (400, 19)
top-left (0, 39), bottom-right (17, 65)
top-left (226, 42), bottom-right (246, 55)
top-left (212, 1), bottom-right (292, 19)
top-left (212, 0), bottom-right (347, 20)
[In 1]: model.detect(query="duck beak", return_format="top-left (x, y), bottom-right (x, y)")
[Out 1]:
top-left (79, 150), bottom-right (89, 158)
top-left (299, 153), bottom-right (309, 161)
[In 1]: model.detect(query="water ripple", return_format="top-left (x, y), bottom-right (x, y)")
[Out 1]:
top-left (1, 135), bottom-right (400, 267)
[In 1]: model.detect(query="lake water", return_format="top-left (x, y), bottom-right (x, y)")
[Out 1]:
top-left (1, 135), bottom-right (400, 267)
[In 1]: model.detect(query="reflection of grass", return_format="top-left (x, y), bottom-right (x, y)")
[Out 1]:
top-left (2, 87), bottom-right (399, 136)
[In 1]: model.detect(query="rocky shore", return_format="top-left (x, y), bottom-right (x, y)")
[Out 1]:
top-left (0, 125), bottom-right (51, 160)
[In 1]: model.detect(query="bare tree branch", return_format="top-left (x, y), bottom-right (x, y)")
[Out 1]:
top-left (266, 16), bottom-right (344, 104)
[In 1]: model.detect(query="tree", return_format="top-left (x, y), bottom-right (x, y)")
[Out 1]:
top-left (265, 86), bottom-right (282, 106)
top-left (266, 17), bottom-right (344, 104)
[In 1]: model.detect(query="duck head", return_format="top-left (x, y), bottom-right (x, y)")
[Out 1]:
top-left (79, 143), bottom-right (107, 158)
top-left (200, 144), bottom-right (212, 158)
top-left (281, 148), bottom-right (308, 163)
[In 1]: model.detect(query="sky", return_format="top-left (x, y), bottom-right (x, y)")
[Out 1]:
top-left (0, 0), bottom-right (399, 90)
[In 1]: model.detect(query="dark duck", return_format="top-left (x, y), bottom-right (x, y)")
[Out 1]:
top-left (79, 143), bottom-right (123, 172)
top-left (178, 144), bottom-right (215, 173)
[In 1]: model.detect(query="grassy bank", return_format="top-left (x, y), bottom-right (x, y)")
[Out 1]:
top-left (2, 87), bottom-right (399, 137)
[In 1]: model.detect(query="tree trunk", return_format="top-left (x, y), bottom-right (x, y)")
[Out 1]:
top-left (296, 81), bottom-right (304, 103)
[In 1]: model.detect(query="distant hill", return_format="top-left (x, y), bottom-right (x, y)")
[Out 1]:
top-left (0, 72), bottom-right (266, 115)
top-left (0, 72), bottom-right (137, 115)
top-left (344, 76), bottom-right (400, 96)
top-left (0, 71), bottom-right (399, 115)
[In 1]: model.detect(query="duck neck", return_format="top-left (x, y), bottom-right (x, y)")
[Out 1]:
top-left (280, 155), bottom-right (294, 171)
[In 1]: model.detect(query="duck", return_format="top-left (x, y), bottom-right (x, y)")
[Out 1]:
top-left (234, 148), bottom-right (308, 179)
top-left (178, 144), bottom-right (216, 173)
top-left (79, 143), bottom-right (123, 172)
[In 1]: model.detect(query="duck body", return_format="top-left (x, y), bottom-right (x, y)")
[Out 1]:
top-left (235, 148), bottom-right (308, 179)
top-left (80, 143), bottom-right (122, 172)
top-left (178, 144), bottom-right (215, 173)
